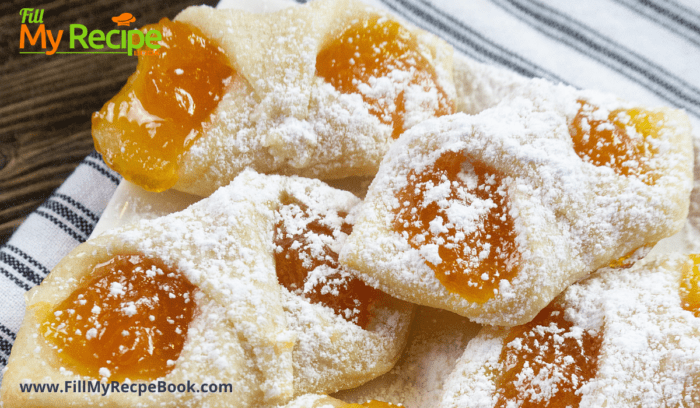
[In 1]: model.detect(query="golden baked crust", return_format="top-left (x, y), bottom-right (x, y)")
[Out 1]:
top-left (0, 171), bottom-right (413, 407)
top-left (439, 253), bottom-right (700, 407)
top-left (340, 79), bottom-right (693, 326)
top-left (92, 0), bottom-right (456, 196)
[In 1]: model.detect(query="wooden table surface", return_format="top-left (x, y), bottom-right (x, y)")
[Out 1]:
top-left (0, 0), bottom-right (219, 245)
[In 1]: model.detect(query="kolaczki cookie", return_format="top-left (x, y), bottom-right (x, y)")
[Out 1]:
top-left (439, 252), bottom-right (700, 407)
top-left (92, 0), bottom-right (456, 195)
top-left (341, 79), bottom-right (693, 326)
top-left (0, 171), bottom-right (413, 407)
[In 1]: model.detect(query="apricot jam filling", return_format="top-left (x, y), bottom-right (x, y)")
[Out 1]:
top-left (92, 19), bottom-right (234, 192)
top-left (40, 255), bottom-right (197, 381)
top-left (570, 101), bottom-right (664, 182)
top-left (607, 244), bottom-right (653, 269)
top-left (274, 196), bottom-right (383, 328)
top-left (316, 15), bottom-right (453, 139)
top-left (680, 254), bottom-right (700, 317)
top-left (494, 303), bottom-right (604, 408)
top-left (393, 151), bottom-right (519, 304)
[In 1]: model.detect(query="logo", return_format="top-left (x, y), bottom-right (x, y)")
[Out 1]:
top-left (112, 13), bottom-right (136, 27)
top-left (19, 8), bottom-right (161, 56)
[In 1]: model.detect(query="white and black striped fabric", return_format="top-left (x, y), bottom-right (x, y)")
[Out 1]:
top-left (0, 152), bottom-right (121, 382)
top-left (1, 0), bottom-right (698, 386)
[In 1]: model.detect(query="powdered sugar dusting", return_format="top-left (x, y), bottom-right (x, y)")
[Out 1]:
top-left (168, 0), bottom-right (455, 196)
top-left (334, 306), bottom-right (480, 407)
top-left (7, 170), bottom-right (414, 407)
top-left (440, 254), bottom-right (700, 407)
top-left (265, 174), bottom-right (414, 395)
top-left (341, 78), bottom-right (693, 326)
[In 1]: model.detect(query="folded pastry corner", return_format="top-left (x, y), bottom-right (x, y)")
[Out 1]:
top-left (0, 170), bottom-right (413, 407)
top-left (340, 79), bottom-right (693, 326)
top-left (439, 252), bottom-right (700, 407)
top-left (92, 0), bottom-right (456, 196)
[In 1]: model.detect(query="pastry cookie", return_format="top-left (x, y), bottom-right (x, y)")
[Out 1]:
top-left (0, 170), bottom-right (413, 407)
top-left (269, 174), bottom-right (414, 395)
top-left (439, 253), bottom-right (700, 407)
top-left (92, 0), bottom-right (455, 195)
top-left (341, 80), bottom-right (693, 325)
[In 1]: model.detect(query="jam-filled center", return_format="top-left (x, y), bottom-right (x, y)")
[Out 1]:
top-left (681, 254), bottom-right (700, 317)
top-left (41, 255), bottom-right (197, 381)
top-left (274, 196), bottom-right (383, 329)
top-left (393, 151), bottom-right (519, 304)
top-left (92, 19), bottom-right (234, 192)
top-left (570, 102), bottom-right (663, 182)
top-left (316, 15), bottom-right (453, 139)
top-left (494, 303), bottom-right (604, 407)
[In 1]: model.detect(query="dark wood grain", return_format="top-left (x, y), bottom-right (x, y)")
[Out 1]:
top-left (0, 0), bottom-right (219, 245)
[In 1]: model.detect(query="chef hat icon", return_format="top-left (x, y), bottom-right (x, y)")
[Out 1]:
top-left (112, 13), bottom-right (136, 26)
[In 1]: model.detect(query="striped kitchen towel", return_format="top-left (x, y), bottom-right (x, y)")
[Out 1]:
top-left (0, 152), bottom-right (121, 382)
top-left (1, 0), bottom-right (699, 386)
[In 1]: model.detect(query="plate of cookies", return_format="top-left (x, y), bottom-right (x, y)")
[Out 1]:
top-left (2, 0), bottom-right (699, 407)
